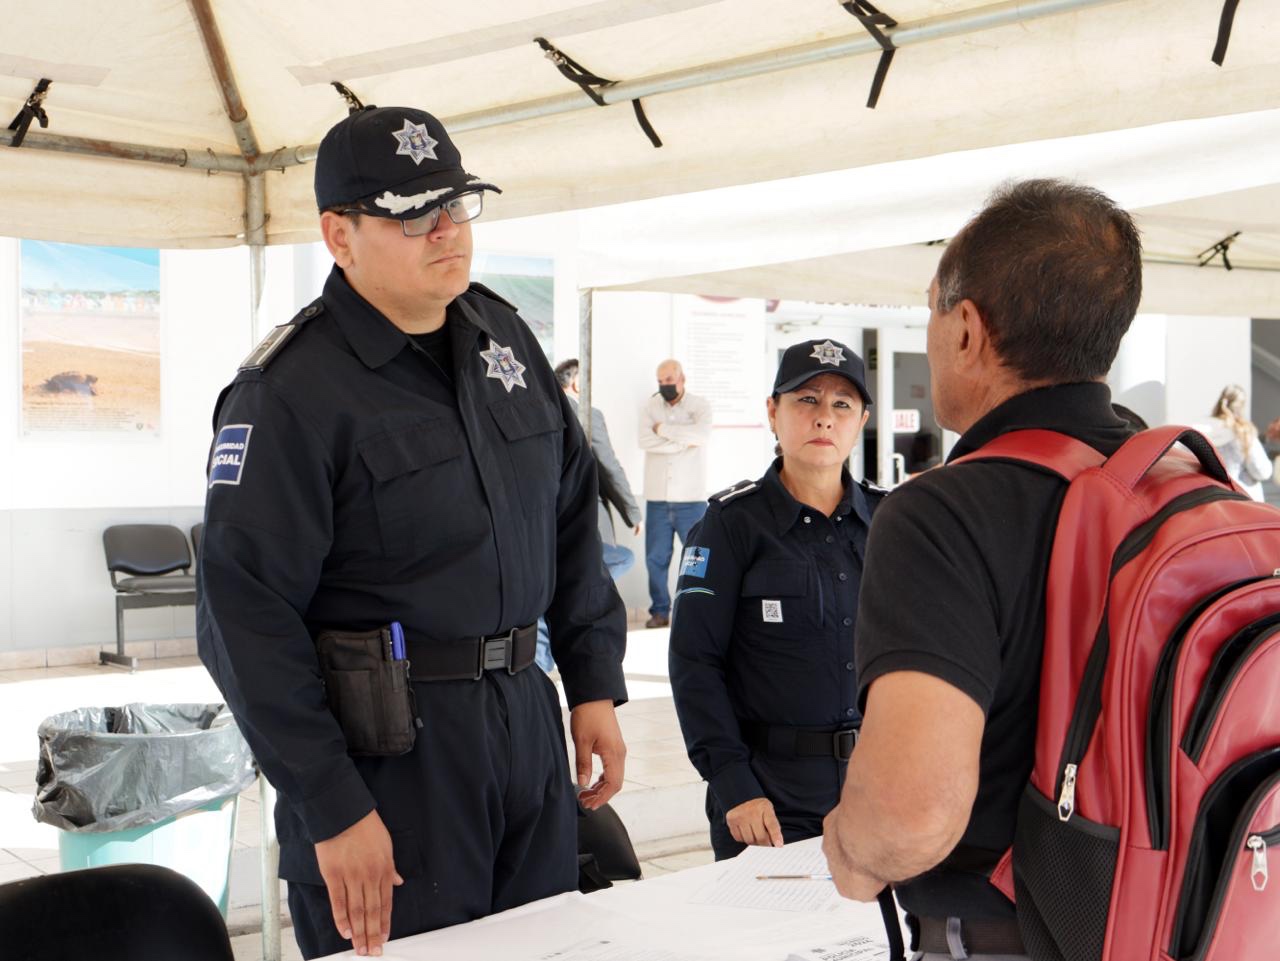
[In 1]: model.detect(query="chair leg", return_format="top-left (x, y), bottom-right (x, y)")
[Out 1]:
top-left (100, 597), bottom-right (139, 672)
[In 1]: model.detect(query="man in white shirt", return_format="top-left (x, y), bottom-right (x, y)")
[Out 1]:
top-left (639, 359), bottom-right (713, 628)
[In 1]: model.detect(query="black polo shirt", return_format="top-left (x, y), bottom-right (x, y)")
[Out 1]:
top-left (669, 459), bottom-right (884, 813)
top-left (854, 382), bottom-right (1133, 921)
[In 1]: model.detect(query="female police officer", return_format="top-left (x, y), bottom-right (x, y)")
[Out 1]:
top-left (669, 339), bottom-right (884, 860)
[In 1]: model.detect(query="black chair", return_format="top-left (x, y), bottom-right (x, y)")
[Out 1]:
top-left (0, 863), bottom-right (235, 961)
top-left (190, 521), bottom-right (204, 560)
top-left (102, 524), bottom-right (197, 671)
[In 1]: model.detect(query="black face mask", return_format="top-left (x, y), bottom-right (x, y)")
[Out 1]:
top-left (658, 384), bottom-right (679, 402)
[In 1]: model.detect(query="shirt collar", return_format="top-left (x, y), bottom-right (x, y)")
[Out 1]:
top-left (322, 268), bottom-right (496, 369)
top-left (946, 382), bottom-right (1128, 462)
top-left (762, 458), bottom-right (864, 534)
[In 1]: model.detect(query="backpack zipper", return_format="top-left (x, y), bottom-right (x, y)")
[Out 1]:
top-left (1145, 577), bottom-right (1274, 849)
top-left (1054, 487), bottom-right (1248, 821)
top-left (1182, 619), bottom-right (1280, 764)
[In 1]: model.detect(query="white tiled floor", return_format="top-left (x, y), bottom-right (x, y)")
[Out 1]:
top-left (1, 625), bottom-right (715, 960)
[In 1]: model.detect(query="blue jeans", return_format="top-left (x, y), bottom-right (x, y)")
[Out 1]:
top-left (536, 543), bottom-right (636, 673)
top-left (645, 500), bottom-right (707, 617)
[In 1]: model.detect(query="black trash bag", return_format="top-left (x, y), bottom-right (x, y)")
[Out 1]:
top-left (32, 703), bottom-right (255, 833)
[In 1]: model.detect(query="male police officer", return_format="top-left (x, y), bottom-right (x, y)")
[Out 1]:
top-left (197, 106), bottom-right (628, 959)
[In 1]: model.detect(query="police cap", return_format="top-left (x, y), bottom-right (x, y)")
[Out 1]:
top-left (772, 339), bottom-right (872, 406)
top-left (314, 106), bottom-right (501, 220)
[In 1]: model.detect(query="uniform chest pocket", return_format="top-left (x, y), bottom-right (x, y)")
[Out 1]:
top-left (739, 561), bottom-right (822, 653)
top-left (489, 398), bottom-right (565, 517)
top-left (357, 420), bottom-right (466, 556)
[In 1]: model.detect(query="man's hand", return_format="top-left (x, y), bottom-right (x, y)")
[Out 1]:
top-left (570, 699), bottom-right (626, 809)
top-left (632, 523), bottom-right (642, 536)
top-left (822, 807), bottom-right (888, 902)
top-left (314, 809), bottom-right (404, 957)
top-left (725, 797), bottom-right (783, 848)
top-left (652, 422), bottom-right (661, 435)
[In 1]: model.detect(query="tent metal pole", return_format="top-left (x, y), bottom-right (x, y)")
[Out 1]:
top-left (0, 0), bottom-right (1121, 180)
top-left (444, 0), bottom-right (1126, 132)
top-left (578, 289), bottom-right (594, 444)
top-left (242, 169), bottom-right (280, 961)
top-left (187, 0), bottom-right (262, 164)
top-left (0, 129), bottom-right (248, 171)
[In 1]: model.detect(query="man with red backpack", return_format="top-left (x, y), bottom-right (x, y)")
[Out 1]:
top-left (826, 178), bottom-right (1280, 961)
top-left (822, 179), bottom-right (1141, 957)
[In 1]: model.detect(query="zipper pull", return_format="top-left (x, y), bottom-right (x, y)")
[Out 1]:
top-left (1057, 763), bottom-right (1078, 822)
top-left (1247, 835), bottom-right (1268, 892)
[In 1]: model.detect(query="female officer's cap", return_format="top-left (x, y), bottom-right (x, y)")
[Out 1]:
top-left (772, 339), bottom-right (872, 405)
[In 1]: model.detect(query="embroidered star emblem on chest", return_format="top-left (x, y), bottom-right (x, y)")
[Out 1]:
top-left (391, 119), bottom-right (438, 165)
top-left (479, 340), bottom-right (528, 392)
top-left (810, 340), bottom-right (845, 366)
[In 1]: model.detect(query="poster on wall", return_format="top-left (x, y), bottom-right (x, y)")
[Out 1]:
top-left (472, 253), bottom-right (554, 360)
top-left (671, 294), bottom-right (766, 427)
top-left (19, 241), bottom-right (161, 436)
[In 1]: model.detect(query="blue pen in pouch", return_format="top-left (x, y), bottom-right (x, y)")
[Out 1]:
top-left (390, 621), bottom-right (407, 660)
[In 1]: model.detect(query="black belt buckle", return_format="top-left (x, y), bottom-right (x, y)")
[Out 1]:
top-left (832, 728), bottom-right (858, 760)
top-left (476, 628), bottom-right (517, 679)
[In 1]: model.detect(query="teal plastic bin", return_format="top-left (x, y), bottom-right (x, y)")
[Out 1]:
top-left (33, 703), bottom-right (255, 918)
top-left (56, 795), bottom-right (240, 915)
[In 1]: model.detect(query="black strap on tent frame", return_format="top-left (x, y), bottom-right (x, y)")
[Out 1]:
top-left (840, 0), bottom-right (898, 108)
top-left (1211, 0), bottom-right (1240, 66)
top-left (7, 78), bottom-right (52, 148)
top-left (1197, 231), bottom-right (1241, 270)
top-left (533, 37), bottom-right (662, 148)
top-left (331, 82), bottom-right (367, 115)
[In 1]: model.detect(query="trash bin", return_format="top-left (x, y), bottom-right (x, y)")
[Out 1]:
top-left (32, 703), bottom-right (255, 916)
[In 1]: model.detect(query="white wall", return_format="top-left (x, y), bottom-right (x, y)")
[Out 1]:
top-left (0, 226), bottom-right (1261, 653)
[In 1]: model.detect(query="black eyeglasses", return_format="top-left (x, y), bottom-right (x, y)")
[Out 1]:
top-left (340, 191), bottom-right (484, 237)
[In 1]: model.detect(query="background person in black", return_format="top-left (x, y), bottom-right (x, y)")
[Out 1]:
top-left (669, 339), bottom-right (885, 860)
top-left (197, 106), bottom-right (627, 959)
top-left (821, 180), bottom-right (1143, 960)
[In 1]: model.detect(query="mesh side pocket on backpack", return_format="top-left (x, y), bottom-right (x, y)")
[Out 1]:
top-left (1013, 785), bottom-right (1119, 961)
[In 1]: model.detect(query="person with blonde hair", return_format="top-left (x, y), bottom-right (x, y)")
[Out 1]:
top-left (1203, 384), bottom-right (1271, 501)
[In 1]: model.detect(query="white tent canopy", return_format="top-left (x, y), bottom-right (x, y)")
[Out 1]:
top-left (529, 109), bottom-right (1280, 315)
top-left (2, 0), bottom-right (1278, 248)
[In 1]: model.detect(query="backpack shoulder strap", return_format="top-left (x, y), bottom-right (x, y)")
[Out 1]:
top-left (950, 429), bottom-right (1105, 482)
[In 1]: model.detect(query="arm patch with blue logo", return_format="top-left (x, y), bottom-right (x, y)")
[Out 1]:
top-left (680, 546), bottom-right (710, 578)
top-left (209, 424), bottom-right (253, 487)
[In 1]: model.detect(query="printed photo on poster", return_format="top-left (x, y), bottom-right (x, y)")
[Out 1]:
top-left (20, 241), bottom-right (161, 436)
top-left (472, 254), bottom-right (554, 360)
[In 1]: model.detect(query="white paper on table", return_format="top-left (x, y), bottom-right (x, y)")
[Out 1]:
top-left (688, 838), bottom-right (846, 913)
top-left (784, 934), bottom-right (891, 961)
top-left (539, 938), bottom-right (715, 961)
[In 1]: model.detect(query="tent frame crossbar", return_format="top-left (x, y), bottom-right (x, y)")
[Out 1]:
top-left (0, 0), bottom-right (1123, 183)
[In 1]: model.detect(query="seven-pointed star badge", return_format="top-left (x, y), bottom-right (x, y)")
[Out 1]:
top-left (391, 119), bottom-right (439, 165)
top-left (810, 340), bottom-right (846, 366)
top-left (479, 340), bottom-right (528, 392)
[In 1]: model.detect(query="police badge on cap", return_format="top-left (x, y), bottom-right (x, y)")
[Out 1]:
top-left (314, 106), bottom-right (502, 219)
top-left (772, 339), bottom-right (872, 405)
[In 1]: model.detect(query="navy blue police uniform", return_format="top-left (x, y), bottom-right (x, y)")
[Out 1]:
top-left (196, 107), bottom-right (627, 959)
top-left (668, 340), bottom-right (886, 860)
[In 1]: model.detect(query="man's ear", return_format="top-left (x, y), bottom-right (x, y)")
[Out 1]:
top-left (320, 211), bottom-right (355, 269)
top-left (954, 298), bottom-right (991, 376)
top-left (765, 394), bottom-right (778, 433)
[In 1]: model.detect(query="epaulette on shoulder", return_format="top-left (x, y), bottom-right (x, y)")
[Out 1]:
top-left (467, 281), bottom-right (518, 313)
top-left (238, 299), bottom-right (324, 372)
top-left (708, 480), bottom-right (759, 507)
top-left (860, 477), bottom-right (891, 497)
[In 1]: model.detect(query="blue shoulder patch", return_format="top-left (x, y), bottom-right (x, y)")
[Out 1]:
top-left (680, 546), bottom-right (710, 578)
top-left (209, 424), bottom-right (253, 487)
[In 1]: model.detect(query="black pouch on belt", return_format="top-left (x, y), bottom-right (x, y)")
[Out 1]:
top-left (315, 626), bottom-right (419, 756)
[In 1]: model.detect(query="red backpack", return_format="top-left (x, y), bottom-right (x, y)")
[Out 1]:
top-left (958, 425), bottom-right (1280, 961)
